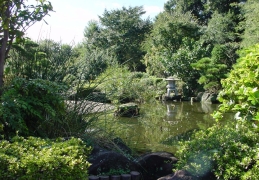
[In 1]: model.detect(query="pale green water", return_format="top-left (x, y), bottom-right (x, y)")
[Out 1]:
top-left (98, 101), bottom-right (234, 154)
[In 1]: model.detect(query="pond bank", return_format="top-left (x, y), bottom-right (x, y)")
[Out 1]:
top-left (88, 138), bottom-right (216, 180)
top-left (88, 138), bottom-right (177, 180)
top-left (65, 100), bottom-right (115, 113)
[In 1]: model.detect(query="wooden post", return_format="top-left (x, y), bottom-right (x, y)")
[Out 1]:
top-left (121, 174), bottom-right (131, 180)
top-left (111, 175), bottom-right (121, 180)
top-left (99, 176), bottom-right (109, 180)
top-left (130, 171), bottom-right (140, 180)
top-left (89, 176), bottom-right (99, 180)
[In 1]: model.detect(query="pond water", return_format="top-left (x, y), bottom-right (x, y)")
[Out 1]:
top-left (98, 101), bottom-right (234, 155)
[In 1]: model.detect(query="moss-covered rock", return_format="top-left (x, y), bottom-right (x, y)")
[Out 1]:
top-left (114, 103), bottom-right (140, 117)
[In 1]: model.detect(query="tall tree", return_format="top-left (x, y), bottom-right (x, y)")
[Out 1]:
top-left (144, 11), bottom-right (203, 94)
top-left (0, 0), bottom-right (53, 90)
top-left (240, 0), bottom-right (259, 48)
top-left (164, 0), bottom-right (246, 25)
top-left (83, 20), bottom-right (102, 50)
top-left (164, 0), bottom-right (208, 24)
top-left (193, 11), bottom-right (241, 92)
top-left (199, 11), bottom-right (240, 66)
top-left (84, 6), bottom-right (152, 71)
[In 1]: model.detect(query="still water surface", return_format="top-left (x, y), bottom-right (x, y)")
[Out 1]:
top-left (99, 101), bottom-right (234, 154)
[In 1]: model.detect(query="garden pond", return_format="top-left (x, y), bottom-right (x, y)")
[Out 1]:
top-left (98, 101), bottom-right (235, 155)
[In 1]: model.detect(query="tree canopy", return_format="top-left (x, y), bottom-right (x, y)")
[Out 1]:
top-left (84, 6), bottom-right (152, 71)
top-left (0, 0), bottom-right (53, 89)
top-left (240, 0), bottom-right (259, 47)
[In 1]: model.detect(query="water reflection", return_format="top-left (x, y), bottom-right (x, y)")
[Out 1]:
top-left (99, 101), bottom-right (234, 154)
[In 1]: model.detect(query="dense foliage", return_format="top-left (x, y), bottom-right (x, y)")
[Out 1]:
top-left (143, 0), bottom-right (251, 94)
top-left (176, 44), bottom-right (259, 179)
top-left (191, 45), bottom-right (229, 92)
top-left (84, 6), bottom-right (152, 71)
top-left (143, 11), bottom-right (202, 94)
top-left (215, 43), bottom-right (259, 121)
top-left (6, 39), bottom-right (76, 82)
top-left (1, 0), bottom-right (259, 178)
top-left (0, 136), bottom-right (91, 179)
top-left (176, 122), bottom-right (259, 179)
top-left (97, 65), bottom-right (166, 104)
top-left (240, 0), bottom-right (259, 48)
top-left (0, 77), bottom-right (66, 138)
top-left (0, 0), bottom-right (53, 88)
top-left (1, 36), bottom-right (115, 139)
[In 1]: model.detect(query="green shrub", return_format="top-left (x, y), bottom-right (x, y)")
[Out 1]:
top-left (214, 43), bottom-right (259, 121)
top-left (175, 44), bottom-right (259, 180)
top-left (6, 39), bottom-right (76, 82)
top-left (0, 78), bottom-right (66, 138)
top-left (0, 136), bottom-right (91, 179)
top-left (97, 66), bottom-right (167, 104)
top-left (176, 121), bottom-right (259, 179)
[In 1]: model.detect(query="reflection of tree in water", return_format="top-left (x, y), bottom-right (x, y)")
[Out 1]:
top-left (161, 102), bottom-right (221, 148)
top-left (99, 101), bottom-right (234, 154)
top-left (138, 101), bottom-right (173, 152)
top-left (163, 102), bottom-right (235, 149)
top-left (138, 101), bottom-right (220, 153)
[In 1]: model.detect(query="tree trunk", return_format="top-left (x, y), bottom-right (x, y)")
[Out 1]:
top-left (0, 2), bottom-right (10, 92)
top-left (0, 29), bottom-right (8, 91)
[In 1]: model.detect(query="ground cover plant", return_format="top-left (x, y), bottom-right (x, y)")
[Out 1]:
top-left (0, 136), bottom-right (91, 179)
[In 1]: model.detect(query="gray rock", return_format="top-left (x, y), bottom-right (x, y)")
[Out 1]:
top-left (192, 92), bottom-right (219, 104)
top-left (201, 92), bottom-right (218, 104)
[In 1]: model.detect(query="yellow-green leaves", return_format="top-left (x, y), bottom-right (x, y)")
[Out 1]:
top-left (215, 44), bottom-right (259, 121)
top-left (0, 137), bottom-right (91, 179)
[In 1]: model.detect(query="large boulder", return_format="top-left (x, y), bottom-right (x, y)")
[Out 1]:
top-left (200, 92), bottom-right (218, 104)
top-left (137, 152), bottom-right (178, 180)
top-left (193, 92), bottom-right (219, 104)
top-left (88, 138), bottom-right (138, 176)
top-left (88, 149), bottom-right (139, 176)
top-left (88, 138), bottom-right (179, 179)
